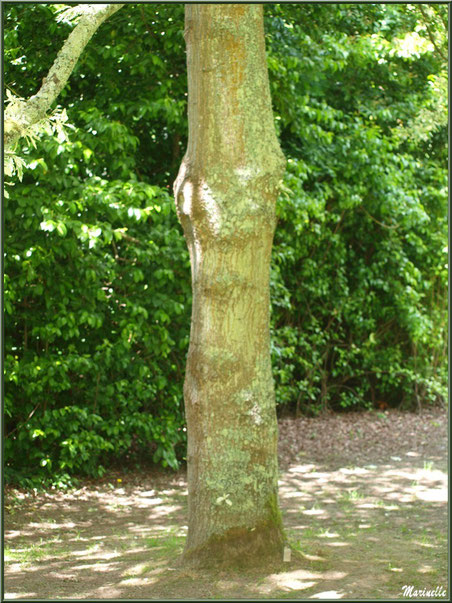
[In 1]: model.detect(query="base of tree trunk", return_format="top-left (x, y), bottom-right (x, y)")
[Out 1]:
top-left (180, 520), bottom-right (285, 569)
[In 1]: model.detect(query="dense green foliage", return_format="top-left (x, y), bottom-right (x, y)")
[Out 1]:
top-left (266, 3), bottom-right (447, 414)
top-left (4, 3), bottom-right (447, 487)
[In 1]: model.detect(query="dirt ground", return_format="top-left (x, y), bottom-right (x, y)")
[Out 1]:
top-left (4, 406), bottom-right (448, 600)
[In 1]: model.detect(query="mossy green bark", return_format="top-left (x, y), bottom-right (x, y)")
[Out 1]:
top-left (174, 4), bottom-right (286, 565)
top-left (183, 501), bottom-right (285, 569)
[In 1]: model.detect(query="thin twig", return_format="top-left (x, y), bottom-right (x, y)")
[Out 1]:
top-left (6, 403), bottom-right (41, 437)
top-left (361, 207), bottom-right (400, 230)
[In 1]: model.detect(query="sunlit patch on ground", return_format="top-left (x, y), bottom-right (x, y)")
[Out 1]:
top-left (4, 407), bottom-right (447, 600)
top-left (310, 589), bottom-right (344, 599)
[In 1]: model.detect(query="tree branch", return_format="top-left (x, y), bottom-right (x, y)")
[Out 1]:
top-left (435, 5), bottom-right (448, 31)
top-left (4, 3), bottom-right (124, 151)
top-left (418, 5), bottom-right (447, 63)
top-left (361, 206), bottom-right (400, 230)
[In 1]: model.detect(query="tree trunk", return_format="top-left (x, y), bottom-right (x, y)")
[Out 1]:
top-left (174, 4), bottom-right (286, 566)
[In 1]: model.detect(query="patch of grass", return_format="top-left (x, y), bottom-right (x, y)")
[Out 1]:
top-left (70, 529), bottom-right (83, 541)
top-left (339, 489), bottom-right (365, 506)
top-left (434, 529), bottom-right (447, 542)
top-left (317, 527), bottom-right (339, 538)
top-left (286, 533), bottom-right (303, 552)
top-left (144, 534), bottom-right (184, 558)
top-left (122, 562), bottom-right (153, 579)
top-left (386, 562), bottom-right (404, 573)
top-left (284, 529), bottom-right (333, 569)
top-left (387, 570), bottom-right (446, 594)
top-left (5, 538), bottom-right (67, 565)
top-left (347, 489), bottom-right (364, 501)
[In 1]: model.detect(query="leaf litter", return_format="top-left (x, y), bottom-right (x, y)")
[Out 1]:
top-left (4, 406), bottom-right (447, 600)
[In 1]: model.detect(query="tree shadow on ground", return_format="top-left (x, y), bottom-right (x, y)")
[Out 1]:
top-left (4, 408), bottom-right (448, 600)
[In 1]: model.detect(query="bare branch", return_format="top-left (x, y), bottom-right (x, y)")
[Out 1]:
top-left (4, 3), bottom-right (124, 151)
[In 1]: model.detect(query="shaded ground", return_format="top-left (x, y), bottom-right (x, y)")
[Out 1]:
top-left (4, 406), bottom-right (448, 600)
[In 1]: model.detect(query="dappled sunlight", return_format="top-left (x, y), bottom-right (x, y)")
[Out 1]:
top-left (146, 503), bottom-right (183, 517)
top-left (5, 530), bottom-right (26, 540)
top-left (266, 577), bottom-right (317, 593)
top-left (126, 525), bottom-right (159, 537)
top-left (4, 409), bottom-right (447, 599)
top-left (27, 521), bottom-right (78, 530)
top-left (4, 475), bottom-right (189, 599)
top-left (64, 550), bottom-right (122, 561)
top-left (276, 449), bottom-right (447, 599)
top-left (413, 488), bottom-right (446, 503)
top-left (134, 496), bottom-right (164, 506)
top-left (4, 562), bottom-right (26, 576)
top-left (302, 508), bottom-right (328, 516)
top-left (318, 531), bottom-right (340, 539)
top-left (139, 489), bottom-right (157, 497)
top-left (339, 467), bottom-right (370, 475)
top-left (5, 462), bottom-right (447, 601)
top-left (90, 586), bottom-right (124, 599)
top-left (260, 569), bottom-right (347, 595)
top-left (71, 561), bottom-right (123, 571)
top-left (279, 459), bottom-right (448, 527)
top-left (120, 560), bottom-right (165, 578)
top-left (287, 463), bottom-right (317, 474)
top-left (412, 540), bottom-right (437, 549)
top-left (119, 576), bottom-right (159, 587)
top-left (310, 590), bottom-right (344, 599)
top-left (417, 564), bottom-right (437, 574)
top-left (303, 552), bottom-right (327, 562)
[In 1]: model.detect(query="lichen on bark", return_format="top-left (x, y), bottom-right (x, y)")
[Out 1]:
top-left (174, 4), bottom-right (286, 565)
top-left (4, 4), bottom-right (123, 152)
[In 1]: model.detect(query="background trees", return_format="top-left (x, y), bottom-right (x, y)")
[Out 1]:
top-left (265, 3), bottom-right (448, 415)
top-left (3, 3), bottom-right (447, 488)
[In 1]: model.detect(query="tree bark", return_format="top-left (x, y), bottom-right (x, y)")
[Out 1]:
top-left (4, 3), bottom-right (123, 152)
top-left (174, 4), bottom-right (286, 566)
